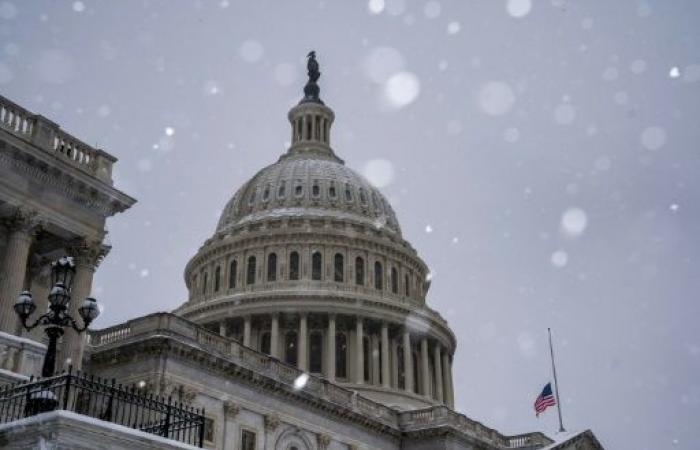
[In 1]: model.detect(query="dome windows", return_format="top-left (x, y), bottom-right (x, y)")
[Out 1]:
top-left (262, 185), bottom-right (271, 202)
top-left (289, 251), bottom-right (300, 280)
top-left (391, 267), bottom-right (398, 294)
top-left (229, 260), bottom-right (238, 289)
top-left (374, 261), bottom-right (383, 290)
top-left (214, 266), bottom-right (221, 292)
top-left (312, 180), bottom-right (321, 198)
top-left (312, 251), bottom-right (323, 280)
top-left (246, 256), bottom-right (257, 285)
top-left (294, 180), bottom-right (304, 198)
top-left (355, 257), bottom-right (365, 285)
top-left (345, 184), bottom-right (353, 202)
top-left (329, 182), bottom-right (337, 199)
top-left (267, 253), bottom-right (277, 282)
top-left (359, 189), bottom-right (368, 206)
top-left (334, 254), bottom-right (344, 282)
top-left (248, 190), bottom-right (256, 206)
top-left (278, 181), bottom-right (286, 199)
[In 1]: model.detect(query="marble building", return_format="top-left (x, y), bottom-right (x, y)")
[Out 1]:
top-left (0, 56), bottom-right (604, 450)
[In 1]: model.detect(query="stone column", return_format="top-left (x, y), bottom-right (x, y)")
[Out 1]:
top-left (434, 343), bottom-right (444, 402)
top-left (355, 317), bottom-right (364, 384)
top-left (443, 353), bottom-right (454, 408)
top-left (0, 209), bottom-right (39, 334)
top-left (381, 322), bottom-right (390, 388)
top-left (403, 329), bottom-right (413, 392)
top-left (298, 313), bottom-right (308, 371)
top-left (27, 258), bottom-right (51, 342)
top-left (371, 333), bottom-right (380, 385)
top-left (326, 314), bottom-right (336, 381)
top-left (420, 337), bottom-right (430, 397)
top-left (219, 320), bottom-right (227, 337)
top-left (270, 313), bottom-right (279, 358)
top-left (60, 239), bottom-right (106, 371)
top-left (243, 315), bottom-right (251, 347)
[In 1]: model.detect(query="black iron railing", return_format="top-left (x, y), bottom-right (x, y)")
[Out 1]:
top-left (0, 368), bottom-right (205, 447)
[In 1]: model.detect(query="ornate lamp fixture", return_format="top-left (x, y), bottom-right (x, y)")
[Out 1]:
top-left (14, 256), bottom-right (101, 378)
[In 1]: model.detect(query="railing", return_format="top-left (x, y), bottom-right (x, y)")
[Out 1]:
top-left (0, 94), bottom-right (115, 182)
top-left (0, 368), bottom-right (205, 447)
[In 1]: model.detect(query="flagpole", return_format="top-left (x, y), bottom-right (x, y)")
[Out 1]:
top-left (548, 327), bottom-right (566, 432)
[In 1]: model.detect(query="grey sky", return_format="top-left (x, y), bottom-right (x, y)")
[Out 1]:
top-left (2, 1), bottom-right (699, 448)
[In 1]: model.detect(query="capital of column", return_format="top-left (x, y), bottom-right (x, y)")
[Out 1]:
top-left (67, 238), bottom-right (110, 270)
top-left (2, 207), bottom-right (43, 236)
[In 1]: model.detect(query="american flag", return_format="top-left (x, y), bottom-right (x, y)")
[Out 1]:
top-left (534, 382), bottom-right (556, 417)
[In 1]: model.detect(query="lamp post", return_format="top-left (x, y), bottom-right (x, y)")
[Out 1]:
top-left (13, 256), bottom-right (101, 378)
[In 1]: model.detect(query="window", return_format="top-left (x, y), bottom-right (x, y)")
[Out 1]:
top-left (404, 273), bottom-right (410, 297)
top-left (329, 182), bottom-right (336, 198)
top-left (294, 182), bottom-right (303, 197)
top-left (391, 267), bottom-right (398, 294)
top-left (267, 253), bottom-right (277, 282)
top-left (345, 184), bottom-right (352, 201)
top-left (334, 254), bottom-right (344, 282)
top-left (312, 181), bottom-right (320, 197)
top-left (355, 257), bottom-right (364, 285)
top-left (263, 185), bottom-right (270, 201)
top-left (336, 333), bottom-right (347, 379)
top-left (374, 261), bottom-right (383, 290)
top-left (229, 260), bottom-right (237, 289)
top-left (312, 252), bottom-right (322, 281)
top-left (309, 332), bottom-right (323, 374)
top-left (285, 331), bottom-right (298, 366)
top-left (278, 181), bottom-right (286, 198)
top-left (359, 189), bottom-right (367, 205)
top-left (204, 417), bottom-right (215, 443)
top-left (248, 190), bottom-right (256, 205)
top-left (246, 256), bottom-right (256, 285)
top-left (241, 429), bottom-right (256, 450)
top-left (260, 332), bottom-right (271, 355)
top-left (214, 266), bottom-right (221, 292)
top-left (289, 251), bottom-right (300, 280)
top-left (202, 272), bottom-right (208, 295)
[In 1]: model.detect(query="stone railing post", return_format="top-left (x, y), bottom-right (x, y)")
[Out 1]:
top-left (30, 115), bottom-right (59, 151)
top-left (93, 149), bottom-right (115, 184)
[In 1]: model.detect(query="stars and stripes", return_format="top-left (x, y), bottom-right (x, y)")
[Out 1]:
top-left (534, 382), bottom-right (556, 417)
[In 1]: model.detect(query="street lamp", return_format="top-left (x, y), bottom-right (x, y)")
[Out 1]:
top-left (14, 256), bottom-right (101, 378)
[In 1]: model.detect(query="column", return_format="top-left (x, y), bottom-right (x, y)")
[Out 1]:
top-left (243, 315), bottom-right (252, 347)
top-left (420, 337), bottom-right (430, 397)
top-left (381, 323), bottom-right (390, 388)
top-left (219, 320), bottom-right (227, 337)
top-left (0, 210), bottom-right (39, 334)
top-left (326, 314), bottom-right (336, 381)
top-left (443, 353), bottom-right (454, 408)
top-left (27, 260), bottom-right (51, 342)
top-left (270, 313), bottom-right (279, 358)
top-left (403, 329), bottom-right (413, 393)
top-left (298, 313), bottom-right (308, 371)
top-left (60, 239), bottom-right (105, 371)
top-left (355, 317), bottom-right (364, 384)
top-left (371, 333), bottom-right (380, 385)
top-left (434, 343), bottom-right (444, 402)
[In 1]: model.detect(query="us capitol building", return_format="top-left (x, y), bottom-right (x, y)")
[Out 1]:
top-left (0, 55), bottom-right (603, 450)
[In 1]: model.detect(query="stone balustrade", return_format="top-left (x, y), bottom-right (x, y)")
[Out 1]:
top-left (0, 331), bottom-right (46, 384)
top-left (88, 313), bottom-right (552, 448)
top-left (0, 94), bottom-right (116, 184)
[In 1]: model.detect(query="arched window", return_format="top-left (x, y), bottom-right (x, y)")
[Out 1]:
top-left (363, 336), bottom-right (370, 382)
top-left (262, 185), bottom-right (270, 201)
top-left (334, 253), bottom-right (344, 282)
top-left (289, 251), bottom-right (300, 280)
top-left (228, 260), bottom-right (237, 289)
top-left (335, 333), bottom-right (347, 379)
top-left (312, 251), bottom-right (322, 281)
top-left (285, 331), bottom-right (298, 366)
top-left (391, 267), bottom-right (398, 294)
top-left (404, 273), bottom-right (410, 297)
top-left (260, 332), bottom-right (271, 355)
top-left (309, 332), bottom-right (323, 374)
top-left (267, 253), bottom-right (277, 282)
top-left (214, 266), bottom-right (221, 292)
top-left (312, 181), bottom-right (320, 197)
top-left (355, 257), bottom-right (364, 285)
top-left (246, 256), bottom-right (256, 285)
top-left (202, 272), bottom-right (208, 295)
top-left (397, 345), bottom-right (405, 389)
top-left (374, 261), bottom-right (383, 290)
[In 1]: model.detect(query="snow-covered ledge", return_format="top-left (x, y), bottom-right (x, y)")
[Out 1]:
top-left (0, 410), bottom-right (201, 450)
top-left (0, 331), bottom-right (46, 384)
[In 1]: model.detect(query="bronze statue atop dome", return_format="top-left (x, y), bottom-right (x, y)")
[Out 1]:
top-left (301, 50), bottom-right (324, 104)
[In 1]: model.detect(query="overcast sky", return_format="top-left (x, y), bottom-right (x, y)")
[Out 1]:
top-left (2, 1), bottom-right (699, 449)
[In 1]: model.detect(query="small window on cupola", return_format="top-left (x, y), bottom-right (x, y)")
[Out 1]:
top-left (312, 180), bottom-right (320, 197)
top-left (294, 180), bottom-right (304, 197)
top-left (329, 182), bottom-right (337, 198)
top-left (262, 185), bottom-right (270, 201)
top-left (278, 181), bottom-right (286, 198)
top-left (359, 189), bottom-right (368, 205)
top-left (345, 184), bottom-right (353, 202)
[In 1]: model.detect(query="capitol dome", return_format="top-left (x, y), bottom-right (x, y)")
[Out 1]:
top-left (175, 55), bottom-right (456, 410)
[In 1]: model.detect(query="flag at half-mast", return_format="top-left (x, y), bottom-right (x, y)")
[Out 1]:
top-left (534, 382), bottom-right (556, 417)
